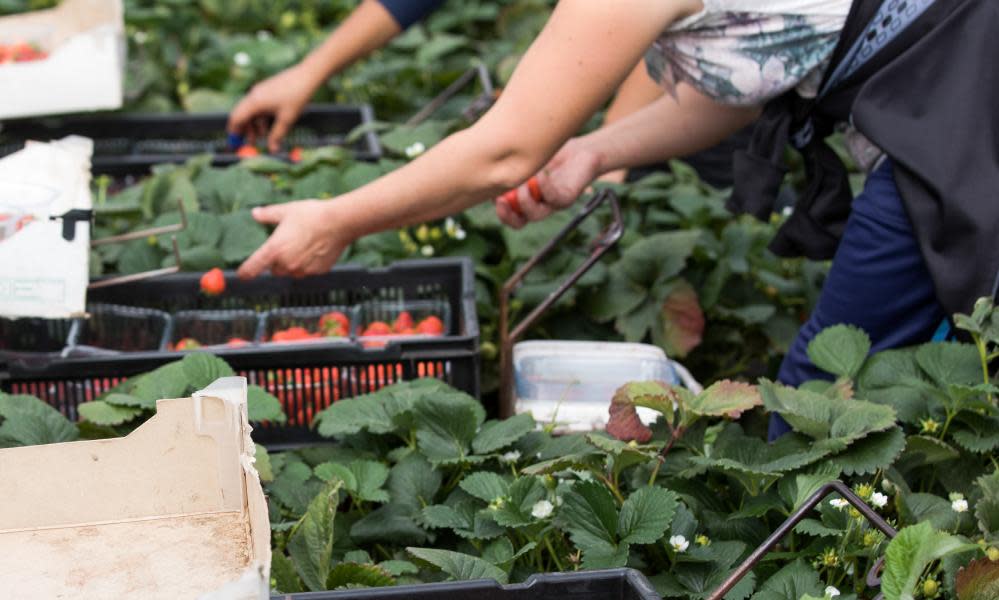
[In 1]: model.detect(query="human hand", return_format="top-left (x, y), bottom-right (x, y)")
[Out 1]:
top-left (237, 200), bottom-right (351, 279)
top-left (495, 139), bottom-right (602, 229)
top-left (227, 64), bottom-right (316, 154)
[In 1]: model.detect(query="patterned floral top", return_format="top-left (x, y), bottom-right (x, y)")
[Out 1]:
top-left (646, 0), bottom-right (852, 106)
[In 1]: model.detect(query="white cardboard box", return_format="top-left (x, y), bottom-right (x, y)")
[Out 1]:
top-left (0, 0), bottom-right (125, 119)
top-left (0, 136), bottom-right (93, 319)
top-left (0, 377), bottom-right (272, 600)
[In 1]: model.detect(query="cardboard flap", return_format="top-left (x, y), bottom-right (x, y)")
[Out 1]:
top-left (0, 377), bottom-right (270, 600)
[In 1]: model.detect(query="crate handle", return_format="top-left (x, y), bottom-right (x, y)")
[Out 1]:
top-left (498, 189), bottom-right (624, 417)
top-left (88, 198), bottom-right (188, 289)
top-left (706, 480), bottom-right (897, 600)
top-left (407, 63), bottom-right (495, 127)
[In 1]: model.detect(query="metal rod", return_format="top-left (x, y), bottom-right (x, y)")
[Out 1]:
top-left (498, 189), bottom-right (624, 417)
top-left (706, 481), bottom-right (897, 600)
top-left (90, 198), bottom-right (188, 247)
top-left (407, 64), bottom-right (494, 127)
top-left (89, 236), bottom-right (183, 289)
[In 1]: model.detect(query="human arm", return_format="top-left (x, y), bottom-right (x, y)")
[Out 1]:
top-left (227, 0), bottom-right (442, 152)
top-left (598, 61), bottom-right (666, 183)
top-left (494, 82), bottom-right (761, 228)
top-left (237, 0), bottom-right (703, 278)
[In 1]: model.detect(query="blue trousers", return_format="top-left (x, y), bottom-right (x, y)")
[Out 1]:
top-left (768, 159), bottom-right (946, 439)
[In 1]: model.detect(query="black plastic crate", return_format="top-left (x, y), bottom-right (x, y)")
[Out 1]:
top-left (271, 569), bottom-right (659, 600)
top-left (0, 104), bottom-right (382, 176)
top-left (0, 258), bottom-right (479, 447)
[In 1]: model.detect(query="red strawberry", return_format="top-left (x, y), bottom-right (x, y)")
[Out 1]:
top-left (226, 338), bottom-right (250, 348)
top-left (271, 326), bottom-right (318, 343)
top-left (320, 311), bottom-right (350, 337)
top-left (362, 321), bottom-right (393, 337)
top-left (236, 145), bottom-right (260, 158)
top-left (288, 146), bottom-right (304, 162)
top-left (393, 311), bottom-right (415, 333)
top-left (416, 316), bottom-right (445, 335)
top-left (174, 338), bottom-right (202, 351)
top-left (199, 268), bottom-right (225, 296)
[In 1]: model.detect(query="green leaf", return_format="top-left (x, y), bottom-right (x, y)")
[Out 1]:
top-left (380, 121), bottom-right (449, 157)
top-left (915, 342), bottom-right (982, 388)
top-left (415, 394), bottom-right (483, 465)
top-left (555, 480), bottom-right (623, 567)
top-left (459, 472), bottom-right (509, 504)
top-left (268, 461), bottom-right (322, 515)
top-left (379, 560), bottom-right (419, 577)
top-left (830, 427), bottom-right (907, 476)
top-left (406, 547), bottom-right (508, 584)
top-left (103, 393), bottom-right (148, 408)
top-left (348, 460), bottom-right (391, 503)
top-left (881, 522), bottom-right (976, 600)
top-left (326, 562), bottom-right (396, 590)
top-left (129, 361), bottom-right (189, 407)
top-left (288, 480), bottom-right (342, 592)
top-left (806, 324), bottom-right (871, 379)
top-left (315, 387), bottom-right (413, 438)
top-left (247, 385), bottom-right (286, 423)
top-left (684, 380), bottom-right (762, 420)
top-left (492, 476), bottom-right (547, 528)
top-left (351, 504), bottom-right (428, 546)
top-left (750, 559), bottom-right (823, 600)
top-left (975, 471), bottom-right (999, 537)
top-left (421, 500), bottom-right (504, 541)
top-left (619, 487), bottom-right (678, 546)
top-left (271, 552), bottom-right (304, 594)
top-left (900, 493), bottom-right (962, 532)
top-left (181, 352), bottom-right (235, 389)
top-left (759, 381), bottom-right (896, 444)
top-left (314, 462), bottom-right (357, 490)
top-left (481, 537), bottom-right (515, 566)
top-left (619, 231), bottom-right (701, 286)
top-left (0, 393), bottom-right (79, 447)
top-left (951, 413), bottom-right (999, 454)
top-left (220, 210), bottom-right (269, 263)
top-left (254, 444), bottom-right (273, 482)
top-left (77, 401), bottom-right (143, 426)
top-left (388, 454), bottom-right (442, 511)
top-left (900, 435), bottom-right (961, 467)
top-left (473, 413), bottom-right (535, 454)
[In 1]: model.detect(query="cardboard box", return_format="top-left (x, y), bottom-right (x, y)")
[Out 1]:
top-left (0, 377), bottom-right (271, 600)
top-left (0, 0), bottom-right (125, 119)
top-left (0, 136), bottom-right (93, 319)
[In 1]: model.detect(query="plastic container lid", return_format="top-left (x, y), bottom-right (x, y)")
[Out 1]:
top-left (513, 341), bottom-right (678, 433)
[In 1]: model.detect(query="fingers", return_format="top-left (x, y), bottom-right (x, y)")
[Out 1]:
top-left (495, 196), bottom-right (527, 229)
top-left (227, 98), bottom-right (253, 136)
top-left (267, 113), bottom-right (295, 154)
top-left (237, 240), bottom-right (275, 280)
top-left (251, 204), bottom-right (291, 226)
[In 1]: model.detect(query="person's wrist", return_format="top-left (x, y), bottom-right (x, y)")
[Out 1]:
top-left (566, 136), bottom-right (606, 181)
top-left (319, 197), bottom-right (361, 245)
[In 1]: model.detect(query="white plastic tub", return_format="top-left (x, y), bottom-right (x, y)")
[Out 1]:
top-left (514, 340), bottom-right (697, 432)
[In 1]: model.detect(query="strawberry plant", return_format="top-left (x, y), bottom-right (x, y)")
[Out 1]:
top-left (3, 302), bottom-right (998, 598)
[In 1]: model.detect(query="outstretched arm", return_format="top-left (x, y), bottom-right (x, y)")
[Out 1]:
top-left (495, 82), bottom-right (760, 228)
top-left (228, 0), bottom-right (442, 152)
top-left (238, 0), bottom-right (704, 278)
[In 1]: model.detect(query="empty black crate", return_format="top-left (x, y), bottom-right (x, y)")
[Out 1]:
top-left (0, 104), bottom-right (382, 176)
top-left (0, 258), bottom-right (479, 447)
top-left (270, 569), bottom-right (659, 600)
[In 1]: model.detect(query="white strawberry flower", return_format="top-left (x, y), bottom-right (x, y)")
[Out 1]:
top-left (420, 245), bottom-right (434, 257)
top-left (825, 585), bottom-right (841, 598)
top-left (952, 498), bottom-right (969, 513)
top-left (669, 535), bottom-right (689, 553)
top-left (829, 498), bottom-right (849, 509)
top-left (870, 492), bottom-right (889, 509)
top-left (405, 142), bottom-right (426, 159)
top-left (500, 450), bottom-right (521, 464)
top-left (531, 500), bottom-right (554, 519)
top-left (233, 51), bottom-right (252, 67)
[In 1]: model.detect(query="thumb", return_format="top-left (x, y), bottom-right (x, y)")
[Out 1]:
top-left (252, 204), bottom-right (291, 225)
